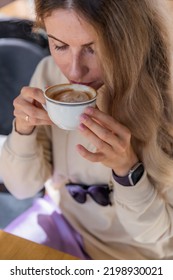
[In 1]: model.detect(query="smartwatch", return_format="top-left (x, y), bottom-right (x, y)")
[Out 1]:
top-left (112, 162), bottom-right (144, 186)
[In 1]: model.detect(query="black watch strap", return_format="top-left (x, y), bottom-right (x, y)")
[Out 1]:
top-left (112, 162), bottom-right (144, 186)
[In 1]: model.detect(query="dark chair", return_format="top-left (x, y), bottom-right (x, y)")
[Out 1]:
top-left (0, 17), bottom-right (50, 135)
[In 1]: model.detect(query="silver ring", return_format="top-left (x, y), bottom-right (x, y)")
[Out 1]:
top-left (25, 115), bottom-right (29, 122)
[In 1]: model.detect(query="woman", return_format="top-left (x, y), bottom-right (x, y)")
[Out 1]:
top-left (1, 0), bottom-right (173, 259)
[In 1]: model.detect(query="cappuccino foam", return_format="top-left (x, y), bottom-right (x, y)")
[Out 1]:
top-left (52, 90), bottom-right (91, 103)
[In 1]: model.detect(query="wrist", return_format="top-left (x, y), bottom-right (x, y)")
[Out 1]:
top-left (112, 155), bottom-right (139, 177)
top-left (15, 119), bottom-right (35, 135)
top-left (112, 162), bottom-right (144, 186)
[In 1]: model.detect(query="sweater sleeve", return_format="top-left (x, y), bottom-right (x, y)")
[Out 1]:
top-left (112, 172), bottom-right (173, 243)
top-left (0, 123), bottom-right (52, 199)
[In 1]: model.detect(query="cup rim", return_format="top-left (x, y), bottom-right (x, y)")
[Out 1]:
top-left (44, 83), bottom-right (97, 106)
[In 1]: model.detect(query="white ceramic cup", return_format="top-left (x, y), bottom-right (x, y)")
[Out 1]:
top-left (44, 83), bottom-right (97, 130)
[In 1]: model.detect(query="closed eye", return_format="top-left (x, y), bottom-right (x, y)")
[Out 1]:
top-left (54, 44), bottom-right (68, 51)
top-left (85, 46), bottom-right (95, 54)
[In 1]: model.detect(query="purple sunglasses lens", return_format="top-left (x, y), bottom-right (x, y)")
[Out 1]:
top-left (66, 185), bottom-right (87, 203)
top-left (89, 186), bottom-right (111, 206)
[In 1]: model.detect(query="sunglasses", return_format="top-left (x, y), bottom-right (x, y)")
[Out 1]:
top-left (65, 183), bottom-right (113, 206)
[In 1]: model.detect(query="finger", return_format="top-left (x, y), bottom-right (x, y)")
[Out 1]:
top-left (14, 98), bottom-right (50, 122)
top-left (76, 144), bottom-right (104, 162)
top-left (78, 122), bottom-right (113, 153)
top-left (25, 116), bottom-right (53, 126)
top-left (20, 87), bottom-right (45, 105)
top-left (14, 109), bottom-right (53, 126)
top-left (84, 107), bottom-right (131, 139)
top-left (79, 114), bottom-right (122, 151)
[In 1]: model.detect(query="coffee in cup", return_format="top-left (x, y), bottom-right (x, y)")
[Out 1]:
top-left (44, 83), bottom-right (97, 130)
top-left (49, 89), bottom-right (93, 103)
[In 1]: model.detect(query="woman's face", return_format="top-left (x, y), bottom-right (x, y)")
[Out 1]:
top-left (44, 9), bottom-right (104, 90)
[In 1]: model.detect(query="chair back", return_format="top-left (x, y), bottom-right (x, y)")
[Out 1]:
top-left (0, 18), bottom-right (50, 135)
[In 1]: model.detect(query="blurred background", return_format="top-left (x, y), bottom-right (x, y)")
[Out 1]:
top-left (0, 0), bottom-right (35, 20)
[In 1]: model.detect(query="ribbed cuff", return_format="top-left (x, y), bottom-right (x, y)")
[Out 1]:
top-left (112, 171), bottom-right (155, 205)
top-left (112, 169), bottom-right (132, 186)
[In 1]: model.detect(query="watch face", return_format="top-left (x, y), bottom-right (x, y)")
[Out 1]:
top-left (131, 164), bottom-right (144, 185)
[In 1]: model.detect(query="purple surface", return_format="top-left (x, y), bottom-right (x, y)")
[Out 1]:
top-left (5, 194), bottom-right (91, 259)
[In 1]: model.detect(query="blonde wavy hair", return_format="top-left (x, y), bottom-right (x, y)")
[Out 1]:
top-left (35, 0), bottom-right (173, 191)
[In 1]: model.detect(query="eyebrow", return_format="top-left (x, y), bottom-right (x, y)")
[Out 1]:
top-left (47, 34), bottom-right (94, 47)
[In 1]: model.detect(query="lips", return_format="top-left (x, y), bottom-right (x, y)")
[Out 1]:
top-left (70, 81), bottom-right (93, 87)
top-left (70, 80), bottom-right (103, 90)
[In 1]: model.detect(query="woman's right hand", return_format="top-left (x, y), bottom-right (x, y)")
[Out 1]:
top-left (13, 86), bottom-right (53, 135)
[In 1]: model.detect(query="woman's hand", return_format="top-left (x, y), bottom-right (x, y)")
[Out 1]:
top-left (77, 107), bottom-right (139, 176)
top-left (13, 86), bottom-right (53, 135)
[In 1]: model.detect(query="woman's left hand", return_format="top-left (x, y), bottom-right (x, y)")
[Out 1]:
top-left (77, 107), bottom-right (139, 176)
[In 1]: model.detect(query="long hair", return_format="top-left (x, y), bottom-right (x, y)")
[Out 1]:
top-left (34, 0), bottom-right (173, 190)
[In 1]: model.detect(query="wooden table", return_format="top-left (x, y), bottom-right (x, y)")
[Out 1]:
top-left (0, 230), bottom-right (78, 260)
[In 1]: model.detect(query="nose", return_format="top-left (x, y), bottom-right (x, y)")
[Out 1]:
top-left (68, 53), bottom-right (89, 82)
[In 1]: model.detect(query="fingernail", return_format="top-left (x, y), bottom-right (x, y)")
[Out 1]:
top-left (78, 123), bottom-right (85, 131)
top-left (80, 114), bottom-right (88, 122)
top-left (85, 106), bottom-right (94, 115)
